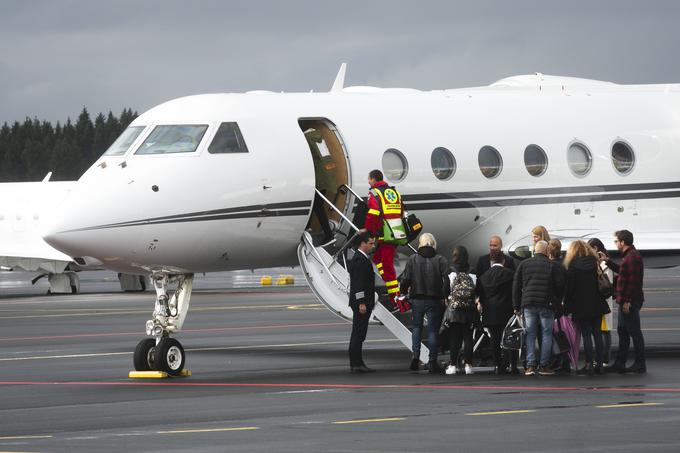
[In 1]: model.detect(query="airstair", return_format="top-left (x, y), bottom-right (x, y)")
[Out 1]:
top-left (297, 187), bottom-right (430, 365)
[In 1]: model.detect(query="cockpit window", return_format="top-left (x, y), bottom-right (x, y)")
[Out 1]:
top-left (135, 124), bottom-right (208, 155)
top-left (208, 122), bottom-right (249, 154)
top-left (103, 126), bottom-right (145, 156)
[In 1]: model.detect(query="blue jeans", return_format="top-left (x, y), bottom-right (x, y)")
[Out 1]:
top-left (577, 317), bottom-right (604, 365)
top-left (523, 305), bottom-right (554, 367)
top-left (411, 298), bottom-right (441, 363)
top-left (616, 304), bottom-right (645, 364)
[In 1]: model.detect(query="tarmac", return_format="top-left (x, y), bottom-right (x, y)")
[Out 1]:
top-left (0, 267), bottom-right (679, 452)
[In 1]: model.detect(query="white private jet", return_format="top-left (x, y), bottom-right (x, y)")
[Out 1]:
top-left (42, 66), bottom-right (680, 375)
top-left (0, 173), bottom-right (148, 293)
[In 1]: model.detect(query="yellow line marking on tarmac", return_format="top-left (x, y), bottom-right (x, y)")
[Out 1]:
top-left (0, 303), bottom-right (319, 320)
top-left (158, 427), bottom-right (259, 434)
top-left (0, 339), bottom-right (398, 362)
top-left (596, 402), bottom-right (663, 409)
top-left (466, 410), bottom-right (536, 416)
top-left (0, 435), bottom-right (53, 440)
top-left (333, 417), bottom-right (405, 424)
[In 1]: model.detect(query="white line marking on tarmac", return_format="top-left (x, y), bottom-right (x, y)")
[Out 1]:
top-left (0, 338), bottom-right (398, 362)
top-left (272, 389), bottom-right (335, 394)
top-left (466, 409), bottom-right (536, 416)
top-left (0, 303), bottom-right (320, 320)
top-left (158, 427), bottom-right (259, 434)
top-left (333, 417), bottom-right (405, 424)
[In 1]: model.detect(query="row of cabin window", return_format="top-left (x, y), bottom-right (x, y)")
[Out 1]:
top-left (104, 123), bottom-right (248, 156)
top-left (383, 141), bottom-right (636, 182)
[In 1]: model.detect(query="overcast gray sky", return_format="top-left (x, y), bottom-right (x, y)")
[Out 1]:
top-left (1, 0), bottom-right (678, 124)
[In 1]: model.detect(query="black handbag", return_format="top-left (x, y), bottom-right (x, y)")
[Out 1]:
top-left (501, 314), bottom-right (525, 351)
top-left (597, 269), bottom-right (614, 299)
top-left (403, 212), bottom-right (423, 242)
top-left (552, 318), bottom-right (571, 355)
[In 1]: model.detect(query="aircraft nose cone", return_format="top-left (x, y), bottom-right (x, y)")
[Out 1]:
top-left (43, 227), bottom-right (81, 258)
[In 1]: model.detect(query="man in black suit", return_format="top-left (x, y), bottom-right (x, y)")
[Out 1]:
top-left (348, 231), bottom-right (377, 373)
top-left (475, 235), bottom-right (515, 277)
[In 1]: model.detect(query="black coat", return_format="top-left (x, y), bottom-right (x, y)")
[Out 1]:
top-left (512, 253), bottom-right (560, 310)
top-left (550, 258), bottom-right (568, 314)
top-left (348, 250), bottom-right (375, 310)
top-left (477, 265), bottom-right (515, 326)
top-left (400, 246), bottom-right (450, 300)
top-left (474, 253), bottom-right (516, 277)
top-left (564, 255), bottom-right (609, 319)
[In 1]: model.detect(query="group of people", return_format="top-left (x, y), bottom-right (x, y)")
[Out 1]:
top-left (347, 170), bottom-right (646, 376)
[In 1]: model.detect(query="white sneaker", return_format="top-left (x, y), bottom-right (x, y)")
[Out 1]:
top-left (465, 364), bottom-right (474, 375)
top-left (445, 364), bottom-right (458, 375)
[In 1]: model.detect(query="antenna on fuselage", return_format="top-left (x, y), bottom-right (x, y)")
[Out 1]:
top-left (330, 63), bottom-right (347, 92)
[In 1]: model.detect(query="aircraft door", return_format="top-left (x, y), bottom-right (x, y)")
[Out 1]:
top-left (298, 119), bottom-right (352, 243)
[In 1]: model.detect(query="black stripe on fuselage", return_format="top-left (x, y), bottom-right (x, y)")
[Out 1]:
top-left (401, 181), bottom-right (680, 203)
top-left (61, 201), bottom-right (312, 232)
top-left (405, 190), bottom-right (680, 210)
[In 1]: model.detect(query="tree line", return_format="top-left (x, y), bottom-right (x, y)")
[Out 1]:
top-left (0, 108), bottom-right (137, 182)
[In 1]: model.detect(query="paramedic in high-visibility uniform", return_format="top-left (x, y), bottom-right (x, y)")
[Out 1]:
top-left (363, 169), bottom-right (410, 312)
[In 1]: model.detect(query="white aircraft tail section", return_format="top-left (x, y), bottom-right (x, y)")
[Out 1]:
top-left (297, 231), bottom-right (430, 365)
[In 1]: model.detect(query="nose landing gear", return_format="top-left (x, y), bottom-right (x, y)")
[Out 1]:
top-left (132, 272), bottom-right (193, 376)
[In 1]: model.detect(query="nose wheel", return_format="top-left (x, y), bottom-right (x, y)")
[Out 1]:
top-left (131, 272), bottom-right (193, 377)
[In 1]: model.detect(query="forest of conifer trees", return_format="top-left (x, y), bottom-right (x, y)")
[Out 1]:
top-left (0, 108), bottom-right (138, 182)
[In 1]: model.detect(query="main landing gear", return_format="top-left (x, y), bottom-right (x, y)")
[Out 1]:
top-left (132, 272), bottom-right (193, 376)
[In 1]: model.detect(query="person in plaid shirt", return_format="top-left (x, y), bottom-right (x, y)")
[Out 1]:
top-left (605, 229), bottom-right (646, 374)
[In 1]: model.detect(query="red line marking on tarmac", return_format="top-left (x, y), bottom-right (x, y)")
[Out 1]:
top-left (0, 322), bottom-right (347, 342)
top-left (0, 381), bottom-right (678, 394)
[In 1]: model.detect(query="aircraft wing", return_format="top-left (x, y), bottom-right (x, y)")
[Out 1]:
top-left (0, 179), bottom-right (76, 273)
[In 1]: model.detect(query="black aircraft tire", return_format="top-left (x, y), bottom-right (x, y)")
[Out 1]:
top-left (133, 338), bottom-right (157, 371)
top-left (154, 338), bottom-right (185, 376)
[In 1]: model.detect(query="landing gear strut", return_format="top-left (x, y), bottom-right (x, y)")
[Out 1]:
top-left (133, 272), bottom-right (193, 376)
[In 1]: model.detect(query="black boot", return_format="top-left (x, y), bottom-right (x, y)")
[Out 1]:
top-left (409, 356), bottom-right (420, 371)
top-left (625, 362), bottom-right (647, 374)
top-left (428, 361), bottom-right (444, 374)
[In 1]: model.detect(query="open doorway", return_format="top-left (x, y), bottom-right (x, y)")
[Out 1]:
top-left (299, 118), bottom-right (350, 242)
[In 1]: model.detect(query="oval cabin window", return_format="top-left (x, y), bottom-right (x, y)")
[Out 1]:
top-left (431, 147), bottom-right (456, 180)
top-left (478, 146), bottom-right (502, 179)
top-left (567, 142), bottom-right (592, 176)
top-left (382, 148), bottom-right (408, 182)
top-left (611, 141), bottom-right (635, 175)
top-left (524, 144), bottom-right (548, 177)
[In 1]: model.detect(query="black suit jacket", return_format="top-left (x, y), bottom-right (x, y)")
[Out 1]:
top-left (475, 253), bottom-right (516, 277)
top-left (348, 250), bottom-right (376, 309)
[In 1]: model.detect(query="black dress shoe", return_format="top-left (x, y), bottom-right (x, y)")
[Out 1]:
top-left (352, 365), bottom-right (376, 373)
top-left (625, 363), bottom-right (647, 374)
top-left (409, 358), bottom-right (420, 371)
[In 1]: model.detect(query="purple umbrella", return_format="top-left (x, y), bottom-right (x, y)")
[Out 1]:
top-left (556, 315), bottom-right (581, 369)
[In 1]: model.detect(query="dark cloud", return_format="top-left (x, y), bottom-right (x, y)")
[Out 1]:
top-left (0, 0), bottom-right (678, 123)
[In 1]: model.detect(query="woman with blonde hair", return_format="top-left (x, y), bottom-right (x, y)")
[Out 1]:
top-left (563, 240), bottom-right (610, 374)
top-left (531, 225), bottom-right (551, 245)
